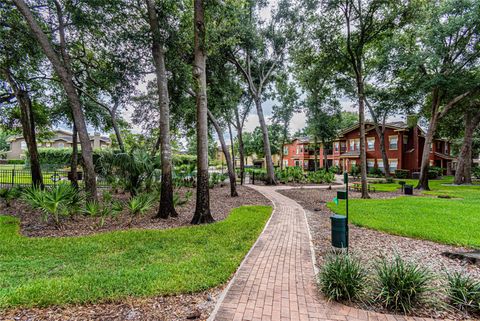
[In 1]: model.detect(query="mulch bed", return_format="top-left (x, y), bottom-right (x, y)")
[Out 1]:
top-left (278, 187), bottom-right (480, 320)
top-left (1, 185), bottom-right (271, 238)
top-left (0, 287), bottom-right (223, 321)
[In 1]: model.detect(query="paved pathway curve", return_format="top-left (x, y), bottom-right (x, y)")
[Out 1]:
top-left (209, 184), bottom-right (437, 321)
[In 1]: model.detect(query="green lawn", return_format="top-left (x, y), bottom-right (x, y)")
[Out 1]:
top-left (0, 205), bottom-right (272, 308)
top-left (329, 177), bottom-right (480, 248)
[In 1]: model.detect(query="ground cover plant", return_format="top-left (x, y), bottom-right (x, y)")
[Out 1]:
top-left (328, 177), bottom-right (480, 247)
top-left (0, 205), bottom-right (272, 308)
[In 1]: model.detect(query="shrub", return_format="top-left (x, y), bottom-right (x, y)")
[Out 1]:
top-left (395, 169), bottom-right (410, 179)
top-left (83, 200), bottom-right (119, 228)
top-left (350, 165), bottom-right (360, 178)
top-left (209, 172), bottom-right (227, 188)
top-left (319, 254), bottom-right (367, 302)
top-left (473, 166), bottom-right (480, 179)
top-left (329, 165), bottom-right (341, 174)
top-left (385, 177), bottom-right (394, 184)
top-left (447, 272), bottom-right (480, 312)
top-left (276, 167), bottom-right (305, 183)
top-left (126, 193), bottom-right (155, 224)
top-left (7, 159), bottom-right (25, 165)
top-left (22, 183), bottom-right (83, 227)
top-left (173, 163), bottom-right (196, 188)
top-left (173, 190), bottom-right (192, 207)
top-left (375, 256), bottom-right (432, 313)
top-left (0, 187), bottom-right (23, 207)
top-left (428, 166), bottom-right (443, 179)
top-left (369, 167), bottom-right (383, 177)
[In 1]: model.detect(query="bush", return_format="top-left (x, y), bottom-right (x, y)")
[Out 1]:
top-left (306, 169), bottom-right (335, 184)
top-left (350, 165), bottom-right (360, 178)
top-left (126, 193), bottom-right (155, 224)
top-left (428, 166), bottom-right (443, 179)
top-left (369, 167), bottom-right (383, 177)
top-left (174, 154), bottom-right (197, 166)
top-left (7, 159), bottom-right (25, 165)
top-left (473, 166), bottom-right (480, 179)
top-left (329, 165), bottom-right (341, 174)
top-left (375, 256), bottom-right (432, 313)
top-left (319, 254), bottom-right (367, 302)
top-left (275, 167), bottom-right (304, 183)
top-left (0, 187), bottom-right (23, 207)
top-left (395, 169), bottom-right (409, 179)
top-left (447, 272), bottom-right (480, 312)
top-left (22, 183), bottom-right (84, 227)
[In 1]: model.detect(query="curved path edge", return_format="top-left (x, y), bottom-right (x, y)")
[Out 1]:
top-left (209, 184), bottom-right (443, 321)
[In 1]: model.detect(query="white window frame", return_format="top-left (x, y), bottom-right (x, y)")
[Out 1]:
top-left (367, 137), bottom-right (375, 151)
top-left (367, 159), bottom-right (375, 169)
top-left (20, 141), bottom-right (27, 150)
top-left (283, 146), bottom-right (288, 155)
top-left (389, 135), bottom-right (398, 150)
top-left (377, 159), bottom-right (384, 172)
top-left (389, 159), bottom-right (398, 172)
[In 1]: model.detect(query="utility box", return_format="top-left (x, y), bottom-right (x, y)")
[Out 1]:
top-left (330, 214), bottom-right (348, 248)
top-left (404, 184), bottom-right (413, 195)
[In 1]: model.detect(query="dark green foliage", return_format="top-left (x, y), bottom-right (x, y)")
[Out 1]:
top-left (350, 165), bottom-right (360, 178)
top-left (319, 254), bottom-right (367, 302)
top-left (369, 167), bottom-right (383, 177)
top-left (275, 167), bottom-right (305, 184)
top-left (7, 159), bottom-right (25, 165)
top-left (375, 256), bottom-right (432, 313)
top-left (22, 184), bottom-right (84, 227)
top-left (473, 166), bottom-right (480, 179)
top-left (173, 154), bottom-right (197, 166)
top-left (173, 164), bottom-right (196, 188)
top-left (209, 172), bottom-right (228, 188)
top-left (0, 187), bottom-right (23, 207)
top-left (428, 167), bottom-right (443, 179)
top-left (307, 170), bottom-right (335, 184)
top-left (395, 169), bottom-right (409, 179)
top-left (447, 272), bottom-right (480, 313)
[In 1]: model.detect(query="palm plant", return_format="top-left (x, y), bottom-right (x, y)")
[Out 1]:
top-left (126, 193), bottom-right (155, 225)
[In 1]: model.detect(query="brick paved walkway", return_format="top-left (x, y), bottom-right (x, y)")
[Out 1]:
top-left (210, 185), bottom-right (438, 321)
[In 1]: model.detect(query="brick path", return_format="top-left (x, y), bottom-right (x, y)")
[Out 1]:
top-left (210, 185), bottom-right (438, 321)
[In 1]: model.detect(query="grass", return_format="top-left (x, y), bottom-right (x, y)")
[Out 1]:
top-left (328, 177), bottom-right (480, 248)
top-left (0, 205), bottom-right (272, 309)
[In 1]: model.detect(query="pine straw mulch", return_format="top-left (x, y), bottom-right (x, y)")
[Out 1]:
top-left (1, 184), bottom-right (271, 238)
top-left (277, 187), bottom-right (480, 320)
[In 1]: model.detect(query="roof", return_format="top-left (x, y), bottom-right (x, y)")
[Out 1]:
top-left (290, 136), bottom-right (311, 144)
top-left (339, 151), bottom-right (360, 158)
top-left (434, 152), bottom-right (455, 160)
top-left (338, 121), bottom-right (410, 137)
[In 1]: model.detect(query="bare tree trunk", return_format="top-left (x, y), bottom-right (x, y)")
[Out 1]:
top-left (235, 109), bottom-right (245, 185)
top-left (254, 97), bottom-right (277, 184)
top-left (70, 122), bottom-right (78, 189)
top-left (314, 137), bottom-right (318, 171)
top-left (191, 0), bottom-right (214, 224)
top-left (280, 125), bottom-right (288, 170)
top-left (14, 0), bottom-right (97, 200)
top-left (323, 140), bottom-right (329, 171)
top-left (364, 99), bottom-right (390, 178)
top-left (2, 69), bottom-right (43, 189)
top-left (356, 74), bottom-right (370, 199)
top-left (110, 108), bottom-right (125, 152)
top-left (145, 0), bottom-right (178, 219)
top-left (228, 122), bottom-right (236, 174)
top-left (208, 110), bottom-right (238, 197)
top-left (417, 91), bottom-right (441, 190)
top-left (454, 112), bottom-right (480, 185)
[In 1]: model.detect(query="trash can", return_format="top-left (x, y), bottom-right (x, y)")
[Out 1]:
top-left (330, 215), bottom-right (347, 248)
top-left (404, 184), bottom-right (413, 195)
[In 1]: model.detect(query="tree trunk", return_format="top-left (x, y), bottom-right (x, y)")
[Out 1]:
top-left (417, 90), bottom-right (441, 190)
top-left (208, 110), bottom-right (238, 197)
top-left (356, 74), bottom-right (370, 199)
top-left (191, 0), bottom-right (214, 224)
top-left (314, 137), bottom-right (318, 171)
top-left (110, 109), bottom-right (125, 152)
top-left (454, 112), bottom-right (480, 185)
top-left (14, 0), bottom-right (97, 201)
top-left (146, 0), bottom-right (178, 219)
top-left (235, 109), bottom-right (245, 185)
top-left (70, 122), bottom-right (78, 189)
top-left (323, 140), bottom-right (329, 171)
top-left (377, 127), bottom-right (390, 178)
top-left (254, 97), bottom-right (276, 184)
top-left (2, 69), bottom-right (43, 189)
top-left (228, 122), bottom-right (236, 174)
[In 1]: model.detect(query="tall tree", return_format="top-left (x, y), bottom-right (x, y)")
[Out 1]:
top-left (191, 0), bottom-right (214, 224)
top-left (13, 0), bottom-right (97, 200)
top-left (227, 0), bottom-right (295, 185)
top-left (146, 0), bottom-right (178, 219)
top-left (271, 76), bottom-right (299, 170)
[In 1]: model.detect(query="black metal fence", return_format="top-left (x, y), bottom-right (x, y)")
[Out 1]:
top-left (0, 168), bottom-right (108, 189)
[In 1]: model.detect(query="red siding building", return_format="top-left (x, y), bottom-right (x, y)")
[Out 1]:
top-left (282, 122), bottom-right (455, 176)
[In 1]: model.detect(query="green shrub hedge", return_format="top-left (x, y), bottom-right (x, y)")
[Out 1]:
top-left (7, 159), bottom-right (25, 165)
top-left (394, 169), bottom-right (409, 179)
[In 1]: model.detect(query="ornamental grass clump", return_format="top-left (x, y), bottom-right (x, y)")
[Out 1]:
top-left (447, 272), bottom-right (480, 313)
top-left (375, 256), bottom-right (433, 313)
top-left (319, 253), bottom-right (367, 302)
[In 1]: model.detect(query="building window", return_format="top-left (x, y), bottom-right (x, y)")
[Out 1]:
top-left (284, 160), bottom-right (289, 167)
top-left (283, 146), bottom-right (288, 155)
top-left (367, 137), bottom-right (375, 151)
top-left (58, 142), bottom-right (65, 148)
top-left (367, 159), bottom-right (375, 169)
top-left (296, 146), bottom-right (299, 154)
top-left (389, 135), bottom-right (398, 150)
top-left (445, 144), bottom-right (448, 155)
top-left (349, 139), bottom-right (360, 151)
top-left (377, 159), bottom-right (384, 172)
top-left (334, 142), bottom-right (339, 151)
top-left (403, 135), bottom-right (408, 145)
top-left (294, 160), bottom-right (300, 167)
top-left (389, 159), bottom-right (398, 172)
top-left (20, 141), bottom-right (27, 150)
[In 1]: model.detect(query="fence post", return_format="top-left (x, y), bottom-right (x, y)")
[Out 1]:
top-left (11, 169), bottom-right (15, 187)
